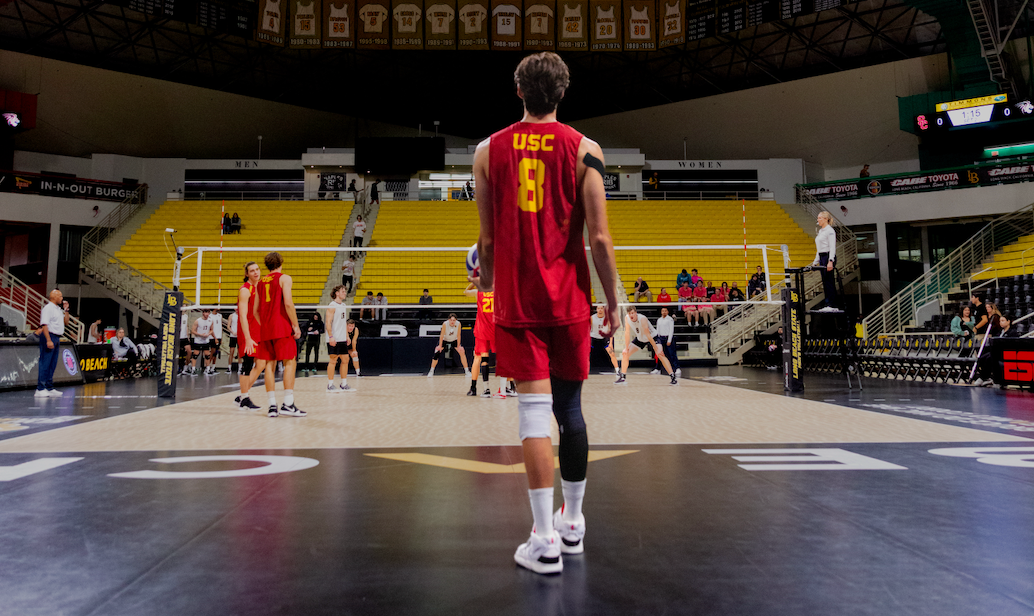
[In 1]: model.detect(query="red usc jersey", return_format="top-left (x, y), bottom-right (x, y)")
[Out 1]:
top-left (257, 272), bottom-right (293, 341)
top-left (238, 281), bottom-right (261, 342)
top-left (488, 121), bottom-right (591, 327)
top-left (474, 290), bottom-right (495, 340)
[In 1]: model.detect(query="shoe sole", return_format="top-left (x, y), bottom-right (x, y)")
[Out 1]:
top-left (514, 553), bottom-right (563, 575)
top-left (559, 537), bottom-right (584, 555)
top-left (280, 411), bottom-right (306, 417)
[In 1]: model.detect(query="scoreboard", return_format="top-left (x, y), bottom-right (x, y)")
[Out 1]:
top-left (915, 94), bottom-right (1034, 134)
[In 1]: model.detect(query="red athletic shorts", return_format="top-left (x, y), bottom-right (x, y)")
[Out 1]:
top-left (474, 333), bottom-right (495, 356)
top-left (496, 319), bottom-right (590, 382)
top-left (254, 336), bottom-right (297, 361)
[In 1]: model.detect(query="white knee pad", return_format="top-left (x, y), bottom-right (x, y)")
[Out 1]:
top-left (518, 393), bottom-right (553, 440)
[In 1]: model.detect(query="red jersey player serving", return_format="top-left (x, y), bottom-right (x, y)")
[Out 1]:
top-left (253, 251), bottom-right (304, 418)
top-left (472, 52), bottom-right (620, 575)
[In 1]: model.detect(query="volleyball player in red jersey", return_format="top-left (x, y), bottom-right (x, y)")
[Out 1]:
top-left (464, 282), bottom-right (515, 398)
top-left (472, 52), bottom-right (620, 575)
top-left (252, 252), bottom-right (304, 418)
top-left (234, 261), bottom-right (265, 410)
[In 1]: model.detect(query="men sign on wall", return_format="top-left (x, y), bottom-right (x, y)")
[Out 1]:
top-left (358, 0), bottom-right (390, 47)
top-left (323, 0), bottom-right (356, 47)
top-left (458, 0), bottom-right (490, 48)
top-left (524, 0), bottom-right (556, 50)
top-left (426, 0), bottom-right (457, 48)
top-left (289, 0), bottom-right (322, 47)
top-left (557, 0), bottom-right (588, 49)
top-left (491, 0), bottom-right (522, 49)
top-left (392, 0), bottom-right (424, 47)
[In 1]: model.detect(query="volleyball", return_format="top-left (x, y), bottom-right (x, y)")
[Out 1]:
top-left (466, 243), bottom-right (479, 276)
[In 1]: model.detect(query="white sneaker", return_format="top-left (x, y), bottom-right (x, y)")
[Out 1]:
top-left (427, 371), bottom-right (434, 378)
top-left (650, 369), bottom-right (661, 375)
top-left (339, 384), bottom-right (356, 392)
top-left (552, 508), bottom-right (586, 555)
top-left (675, 368), bottom-right (682, 377)
top-left (34, 389), bottom-right (48, 397)
top-left (972, 378), bottom-right (984, 387)
top-left (327, 383), bottom-right (339, 393)
top-left (514, 531), bottom-right (563, 574)
top-left (46, 389), bottom-right (64, 397)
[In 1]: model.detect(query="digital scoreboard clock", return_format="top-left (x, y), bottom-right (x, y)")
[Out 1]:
top-left (915, 94), bottom-right (1034, 133)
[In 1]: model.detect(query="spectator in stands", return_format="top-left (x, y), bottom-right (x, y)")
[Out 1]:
top-left (973, 314), bottom-right (1020, 387)
top-left (676, 269), bottom-right (691, 289)
top-left (747, 274), bottom-right (762, 298)
top-left (648, 172), bottom-right (659, 191)
top-left (693, 282), bottom-right (708, 300)
top-left (419, 288), bottom-right (433, 321)
top-left (110, 328), bottom-right (139, 361)
top-left (230, 212), bottom-right (241, 234)
top-left (859, 164), bottom-right (870, 178)
top-left (727, 282), bottom-right (745, 303)
top-left (706, 281), bottom-right (717, 296)
top-left (633, 277), bottom-right (652, 303)
top-left (950, 305), bottom-right (975, 338)
top-left (677, 282), bottom-right (693, 317)
top-left (755, 265), bottom-right (766, 288)
top-left (222, 213), bottom-right (231, 235)
top-left (370, 180), bottom-right (381, 205)
top-left (765, 327), bottom-right (783, 369)
top-left (698, 295), bottom-right (715, 325)
top-left (463, 181), bottom-right (474, 200)
top-left (683, 295), bottom-right (699, 326)
top-left (88, 319), bottom-right (103, 344)
top-left (970, 293), bottom-right (989, 333)
top-left (656, 287), bottom-right (672, 305)
top-left (360, 291), bottom-right (376, 320)
top-left (348, 179), bottom-right (359, 200)
top-left (374, 292), bottom-right (388, 321)
top-left (985, 302), bottom-right (1003, 337)
top-left (35, 289), bottom-right (69, 397)
top-left (711, 286), bottom-right (727, 318)
top-left (303, 313), bottom-right (324, 375)
top-left (341, 256), bottom-right (356, 294)
top-left (351, 215), bottom-right (367, 259)
top-left (691, 269), bottom-right (703, 288)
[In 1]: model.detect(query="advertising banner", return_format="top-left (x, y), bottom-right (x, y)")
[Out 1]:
top-left (457, 0), bottom-right (490, 48)
top-left (289, 0), bottom-right (323, 47)
top-left (802, 163), bottom-right (1034, 201)
top-left (781, 287), bottom-right (803, 392)
top-left (358, 0), bottom-right (391, 47)
top-left (392, 0), bottom-right (424, 48)
top-left (158, 292), bottom-right (184, 399)
top-left (77, 344), bottom-right (112, 383)
top-left (425, 0), bottom-right (457, 48)
top-left (0, 342), bottom-right (83, 392)
top-left (623, 0), bottom-right (655, 50)
top-left (589, 0), bottom-right (621, 50)
top-left (323, 0), bottom-right (356, 47)
top-left (0, 171), bottom-right (139, 202)
top-left (256, 0), bottom-right (287, 44)
top-left (524, 0), bottom-right (556, 50)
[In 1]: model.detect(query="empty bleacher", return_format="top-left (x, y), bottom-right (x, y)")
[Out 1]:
top-left (115, 201), bottom-right (352, 306)
top-left (971, 232), bottom-right (1034, 281)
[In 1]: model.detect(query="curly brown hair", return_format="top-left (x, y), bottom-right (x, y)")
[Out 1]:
top-left (514, 52), bottom-right (570, 116)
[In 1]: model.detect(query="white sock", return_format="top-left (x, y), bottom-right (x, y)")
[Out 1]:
top-left (498, 376), bottom-right (506, 391)
top-left (528, 487), bottom-right (554, 537)
top-left (267, 391), bottom-right (277, 406)
top-left (284, 389), bottom-right (294, 406)
top-left (561, 479), bottom-right (587, 521)
top-left (341, 379), bottom-right (347, 387)
top-left (328, 378), bottom-right (335, 386)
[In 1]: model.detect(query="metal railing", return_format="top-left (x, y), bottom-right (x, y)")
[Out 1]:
top-left (81, 239), bottom-right (171, 317)
top-left (862, 202), bottom-right (1034, 339)
top-left (0, 266), bottom-right (85, 343)
top-left (81, 185), bottom-right (149, 255)
top-left (709, 190), bottom-right (859, 357)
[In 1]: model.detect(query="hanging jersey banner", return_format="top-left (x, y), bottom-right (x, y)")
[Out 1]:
top-left (556, 0), bottom-right (588, 49)
top-left (457, 0), bottom-right (490, 48)
top-left (290, 0), bottom-right (322, 47)
top-left (323, 0), bottom-right (356, 47)
top-left (589, 0), bottom-right (621, 50)
top-left (358, 0), bottom-right (390, 47)
top-left (491, 0), bottom-right (522, 49)
top-left (524, 0), bottom-right (555, 50)
top-left (158, 292), bottom-right (185, 399)
top-left (392, 0), bottom-right (424, 47)
top-left (425, 0), bottom-right (457, 48)
top-left (657, 0), bottom-right (684, 47)
top-left (623, 0), bottom-right (655, 50)
top-left (256, 0), bottom-right (287, 45)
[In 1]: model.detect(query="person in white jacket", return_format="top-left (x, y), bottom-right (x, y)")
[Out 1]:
top-left (811, 211), bottom-right (840, 312)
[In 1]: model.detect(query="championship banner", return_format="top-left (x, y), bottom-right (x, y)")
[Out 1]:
top-left (425, 0), bottom-right (457, 48)
top-left (802, 163), bottom-right (1034, 202)
top-left (491, 0), bottom-right (522, 49)
top-left (157, 292), bottom-right (184, 399)
top-left (256, 0), bottom-right (287, 45)
top-left (289, 0), bottom-right (322, 47)
top-left (589, 0), bottom-right (621, 50)
top-left (323, 0), bottom-right (356, 47)
top-left (524, 0), bottom-right (555, 50)
top-left (392, 0), bottom-right (424, 47)
top-left (657, 0), bottom-right (684, 47)
top-left (457, 0), bottom-right (489, 48)
top-left (623, 0), bottom-right (654, 49)
top-left (781, 287), bottom-right (804, 393)
top-left (557, 0), bottom-right (588, 49)
top-left (358, 0), bottom-right (390, 47)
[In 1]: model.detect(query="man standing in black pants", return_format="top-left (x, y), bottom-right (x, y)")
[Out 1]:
top-left (35, 289), bottom-right (69, 397)
top-left (811, 211), bottom-right (840, 313)
top-left (303, 313), bottom-right (325, 375)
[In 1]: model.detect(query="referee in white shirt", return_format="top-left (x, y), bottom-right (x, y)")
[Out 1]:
top-left (36, 289), bottom-right (69, 397)
top-left (811, 211), bottom-right (840, 312)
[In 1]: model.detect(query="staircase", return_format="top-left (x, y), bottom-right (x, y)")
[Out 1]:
top-left (709, 189), bottom-right (859, 364)
top-left (0, 266), bottom-right (86, 342)
top-left (321, 195), bottom-right (380, 305)
top-left (964, 0), bottom-right (1017, 96)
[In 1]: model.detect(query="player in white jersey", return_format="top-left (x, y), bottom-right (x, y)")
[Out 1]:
top-left (590, 304), bottom-right (619, 374)
top-left (209, 311), bottom-right (223, 375)
top-left (190, 309), bottom-right (216, 377)
top-left (325, 285), bottom-right (358, 393)
top-left (615, 305), bottom-right (676, 385)
top-left (178, 312), bottom-right (193, 375)
top-left (228, 311), bottom-right (240, 373)
top-left (428, 313), bottom-right (470, 377)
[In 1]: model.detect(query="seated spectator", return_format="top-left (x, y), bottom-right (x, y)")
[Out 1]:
top-left (230, 212), bottom-right (241, 234)
top-left (720, 281), bottom-right (730, 297)
top-left (755, 326), bottom-right (782, 370)
top-left (657, 287), bottom-right (672, 305)
top-left (697, 296), bottom-right (715, 325)
top-left (985, 302), bottom-right (1003, 337)
top-left (683, 295), bottom-right (699, 326)
top-left (633, 277), bottom-right (652, 303)
top-left (677, 282), bottom-right (693, 308)
top-left (950, 305), bottom-right (975, 338)
top-left (755, 265), bottom-right (766, 288)
top-left (109, 328), bottom-right (138, 361)
top-left (692, 282), bottom-right (708, 299)
top-left (419, 288), bottom-right (433, 320)
top-left (711, 287), bottom-right (727, 318)
top-left (691, 269), bottom-right (703, 288)
top-left (747, 274), bottom-right (762, 298)
top-left (222, 213), bottom-right (231, 235)
top-left (705, 281), bottom-right (717, 296)
top-left (374, 292), bottom-right (388, 321)
top-left (676, 269), bottom-right (691, 289)
top-left (727, 283), bottom-right (744, 303)
top-left (360, 291), bottom-right (376, 320)
top-left (974, 314), bottom-right (1020, 386)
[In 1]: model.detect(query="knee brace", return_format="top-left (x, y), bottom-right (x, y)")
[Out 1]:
top-left (551, 377), bottom-right (588, 482)
top-left (432, 350), bottom-right (442, 360)
top-left (518, 393), bottom-right (553, 440)
top-left (481, 357), bottom-right (490, 382)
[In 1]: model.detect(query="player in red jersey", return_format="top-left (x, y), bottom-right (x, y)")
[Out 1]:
top-left (234, 261), bottom-right (265, 410)
top-left (464, 282), bottom-right (515, 398)
top-left (472, 52), bottom-right (620, 575)
top-left (252, 251), bottom-right (304, 418)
